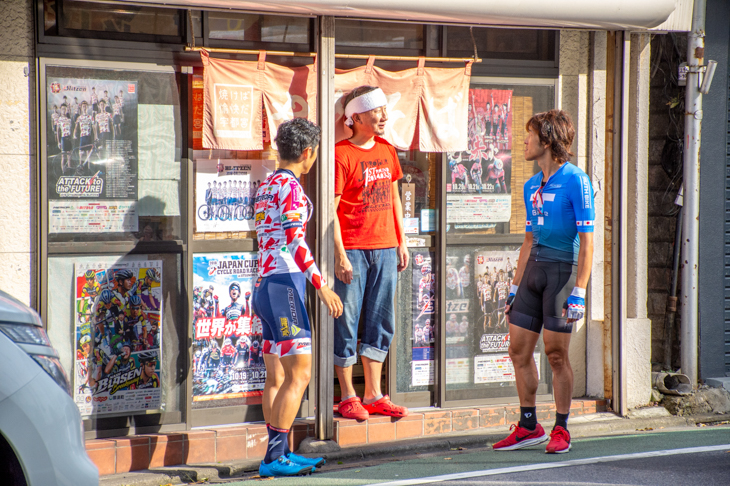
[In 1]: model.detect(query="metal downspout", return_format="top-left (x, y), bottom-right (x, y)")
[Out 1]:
top-left (680, 0), bottom-right (706, 388)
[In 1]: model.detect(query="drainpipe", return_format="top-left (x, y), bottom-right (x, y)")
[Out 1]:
top-left (680, 0), bottom-right (706, 388)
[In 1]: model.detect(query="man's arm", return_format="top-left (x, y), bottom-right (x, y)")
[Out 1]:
top-left (333, 195), bottom-right (353, 284)
top-left (504, 232), bottom-right (532, 315)
top-left (391, 181), bottom-right (409, 272)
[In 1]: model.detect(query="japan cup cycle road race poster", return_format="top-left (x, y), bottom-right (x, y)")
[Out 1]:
top-left (47, 77), bottom-right (140, 234)
top-left (446, 88), bottom-right (513, 228)
top-left (194, 159), bottom-right (274, 233)
top-left (73, 261), bottom-right (163, 417)
top-left (411, 251), bottom-right (435, 386)
top-left (192, 253), bottom-right (265, 406)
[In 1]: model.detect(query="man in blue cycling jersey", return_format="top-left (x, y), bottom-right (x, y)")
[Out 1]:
top-left (493, 110), bottom-right (594, 455)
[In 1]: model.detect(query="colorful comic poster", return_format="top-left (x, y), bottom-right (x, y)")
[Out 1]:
top-left (195, 159), bottom-right (275, 233)
top-left (411, 251), bottom-right (435, 386)
top-left (73, 261), bottom-right (163, 417)
top-left (192, 253), bottom-right (265, 404)
top-left (47, 77), bottom-right (139, 233)
top-left (447, 89), bottom-right (513, 225)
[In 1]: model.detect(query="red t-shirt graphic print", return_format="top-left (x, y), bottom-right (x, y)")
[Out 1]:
top-left (335, 137), bottom-right (403, 249)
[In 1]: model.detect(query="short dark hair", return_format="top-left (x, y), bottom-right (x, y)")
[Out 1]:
top-left (526, 109), bottom-right (575, 162)
top-left (275, 118), bottom-right (321, 162)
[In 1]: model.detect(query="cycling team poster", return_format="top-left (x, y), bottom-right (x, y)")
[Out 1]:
top-left (446, 88), bottom-right (513, 227)
top-left (411, 251), bottom-right (435, 387)
top-left (46, 76), bottom-right (139, 233)
top-left (73, 260), bottom-right (163, 417)
top-left (194, 159), bottom-right (275, 233)
top-left (191, 253), bottom-right (265, 405)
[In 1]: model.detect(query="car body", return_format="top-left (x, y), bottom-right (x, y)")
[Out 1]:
top-left (0, 290), bottom-right (98, 485)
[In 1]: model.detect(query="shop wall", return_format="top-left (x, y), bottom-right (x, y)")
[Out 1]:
top-left (0, 0), bottom-right (36, 306)
top-left (647, 33), bottom-right (685, 371)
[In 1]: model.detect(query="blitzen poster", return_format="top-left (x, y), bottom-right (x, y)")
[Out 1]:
top-left (446, 88), bottom-right (513, 226)
top-left (73, 261), bottom-right (163, 417)
top-left (192, 253), bottom-right (265, 405)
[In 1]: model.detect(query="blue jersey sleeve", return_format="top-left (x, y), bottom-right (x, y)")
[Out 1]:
top-left (523, 180), bottom-right (533, 233)
top-left (569, 172), bottom-right (595, 233)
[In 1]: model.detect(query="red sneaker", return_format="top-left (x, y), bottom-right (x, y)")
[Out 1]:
top-left (337, 397), bottom-right (369, 420)
top-left (493, 423), bottom-right (548, 451)
top-left (362, 395), bottom-right (409, 417)
top-left (546, 426), bottom-right (571, 453)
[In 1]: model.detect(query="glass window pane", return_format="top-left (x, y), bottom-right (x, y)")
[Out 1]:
top-left (208, 13), bottom-right (310, 44)
top-left (44, 65), bottom-right (183, 243)
top-left (60, 1), bottom-right (182, 37)
top-left (336, 20), bottom-right (423, 50)
top-left (444, 245), bottom-right (549, 400)
top-left (447, 83), bottom-right (554, 236)
top-left (447, 27), bottom-right (555, 61)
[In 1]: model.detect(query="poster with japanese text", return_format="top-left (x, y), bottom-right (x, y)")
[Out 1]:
top-left (194, 159), bottom-right (275, 233)
top-left (192, 253), bottom-right (265, 405)
top-left (73, 261), bottom-right (162, 417)
top-left (47, 77), bottom-right (139, 233)
top-left (473, 250), bottom-right (520, 360)
top-left (446, 89), bottom-right (513, 225)
top-left (411, 251), bottom-right (435, 386)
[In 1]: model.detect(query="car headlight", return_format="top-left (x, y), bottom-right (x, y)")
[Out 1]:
top-left (0, 323), bottom-right (71, 396)
top-left (0, 322), bottom-right (52, 346)
top-left (31, 355), bottom-right (72, 396)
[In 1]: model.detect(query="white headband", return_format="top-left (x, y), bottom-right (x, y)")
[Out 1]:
top-left (344, 88), bottom-right (388, 127)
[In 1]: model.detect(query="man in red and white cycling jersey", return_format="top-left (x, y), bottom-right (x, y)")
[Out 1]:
top-left (252, 118), bottom-right (342, 478)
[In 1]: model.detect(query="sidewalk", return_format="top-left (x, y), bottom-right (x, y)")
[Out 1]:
top-left (97, 403), bottom-right (728, 486)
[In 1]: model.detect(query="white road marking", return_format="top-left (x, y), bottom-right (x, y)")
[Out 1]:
top-left (369, 444), bottom-right (730, 486)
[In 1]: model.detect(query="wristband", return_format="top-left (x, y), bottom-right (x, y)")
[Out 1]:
top-left (510, 284), bottom-right (519, 295)
top-left (571, 287), bottom-right (586, 298)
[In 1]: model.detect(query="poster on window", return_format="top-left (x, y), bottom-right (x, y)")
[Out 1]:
top-left (446, 89), bottom-right (513, 225)
top-left (411, 251), bottom-right (435, 386)
top-left (192, 253), bottom-right (265, 403)
top-left (195, 159), bottom-right (275, 233)
top-left (46, 77), bottom-right (139, 232)
top-left (445, 248), bottom-right (474, 368)
top-left (73, 261), bottom-right (163, 417)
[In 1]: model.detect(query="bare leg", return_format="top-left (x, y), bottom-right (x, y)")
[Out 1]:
top-left (335, 364), bottom-right (357, 398)
top-left (543, 329), bottom-right (573, 414)
top-left (361, 356), bottom-right (384, 401)
top-left (262, 354), bottom-right (285, 424)
top-left (269, 354), bottom-right (312, 430)
top-left (507, 323), bottom-right (541, 407)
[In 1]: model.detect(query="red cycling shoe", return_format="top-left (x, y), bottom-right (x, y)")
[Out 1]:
top-left (545, 426), bottom-right (571, 453)
top-left (493, 423), bottom-right (548, 451)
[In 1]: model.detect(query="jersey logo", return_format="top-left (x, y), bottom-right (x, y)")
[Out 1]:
top-left (291, 324), bottom-right (301, 336)
top-left (280, 317), bottom-right (290, 337)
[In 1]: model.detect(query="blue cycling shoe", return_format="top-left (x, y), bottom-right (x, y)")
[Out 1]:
top-left (259, 456), bottom-right (314, 477)
top-left (286, 451), bottom-right (326, 468)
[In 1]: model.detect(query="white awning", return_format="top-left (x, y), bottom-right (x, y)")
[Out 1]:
top-left (123, 0), bottom-right (681, 31)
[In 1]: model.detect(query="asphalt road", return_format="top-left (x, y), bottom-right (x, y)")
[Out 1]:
top-left (217, 425), bottom-right (730, 485)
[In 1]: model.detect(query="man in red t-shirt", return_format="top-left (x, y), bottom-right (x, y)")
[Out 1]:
top-left (333, 85), bottom-right (409, 420)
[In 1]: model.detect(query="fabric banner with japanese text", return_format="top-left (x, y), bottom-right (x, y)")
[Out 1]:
top-left (201, 50), bottom-right (316, 151)
top-left (335, 58), bottom-right (472, 152)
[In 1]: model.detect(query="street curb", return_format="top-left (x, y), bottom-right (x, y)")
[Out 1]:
top-left (98, 412), bottom-right (727, 486)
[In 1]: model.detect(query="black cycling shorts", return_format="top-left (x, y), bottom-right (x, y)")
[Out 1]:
top-left (508, 259), bottom-right (577, 334)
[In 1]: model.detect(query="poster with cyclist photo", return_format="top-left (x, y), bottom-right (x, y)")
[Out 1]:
top-left (195, 159), bottom-right (275, 233)
top-left (192, 253), bottom-right (265, 406)
top-left (46, 77), bottom-right (139, 200)
top-left (72, 261), bottom-right (163, 417)
top-left (446, 88), bottom-right (513, 226)
top-left (411, 251), bottom-right (435, 386)
top-left (445, 248), bottom-right (474, 367)
top-left (473, 250), bottom-right (520, 361)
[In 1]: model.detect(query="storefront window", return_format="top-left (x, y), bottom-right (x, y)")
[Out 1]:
top-left (43, 65), bottom-right (183, 243)
top-left (208, 13), bottom-right (311, 44)
top-left (447, 81), bottom-right (555, 236)
top-left (446, 27), bottom-right (556, 61)
top-left (59, 1), bottom-right (183, 38)
top-left (336, 20), bottom-right (424, 50)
